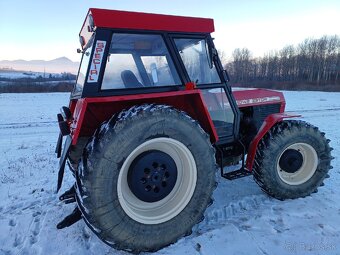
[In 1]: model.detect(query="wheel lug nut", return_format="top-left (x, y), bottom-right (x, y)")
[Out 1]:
top-left (144, 168), bottom-right (150, 175)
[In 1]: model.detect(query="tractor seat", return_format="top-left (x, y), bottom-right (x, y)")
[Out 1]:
top-left (121, 70), bottom-right (144, 88)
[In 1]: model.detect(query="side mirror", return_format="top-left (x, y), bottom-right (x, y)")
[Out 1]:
top-left (150, 63), bottom-right (158, 84)
top-left (222, 70), bottom-right (230, 82)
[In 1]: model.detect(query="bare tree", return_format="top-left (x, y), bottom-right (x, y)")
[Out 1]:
top-left (227, 35), bottom-right (340, 88)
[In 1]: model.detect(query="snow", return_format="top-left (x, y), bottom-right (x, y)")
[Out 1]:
top-left (0, 90), bottom-right (339, 255)
top-left (0, 71), bottom-right (62, 80)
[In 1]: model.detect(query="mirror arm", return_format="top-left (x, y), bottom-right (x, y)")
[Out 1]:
top-left (223, 70), bottom-right (230, 82)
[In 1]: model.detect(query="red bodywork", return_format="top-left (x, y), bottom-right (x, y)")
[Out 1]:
top-left (232, 89), bottom-right (292, 171)
top-left (245, 112), bottom-right (301, 171)
top-left (69, 88), bottom-right (288, 173)
top-left (232, 88), bottom-right (285, 112)
top-left (70, 90), bottom-right (218, 145)
top-left (80, 8), bottom-right (214, 49)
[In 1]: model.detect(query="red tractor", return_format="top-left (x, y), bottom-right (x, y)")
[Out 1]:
top-left (55, 8), bottom-right (332, 253)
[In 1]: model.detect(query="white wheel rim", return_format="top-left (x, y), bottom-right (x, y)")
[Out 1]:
top-left (117, 138), bottom-right (197, 224)
top-left (277, 143), bottom-right (318, 185)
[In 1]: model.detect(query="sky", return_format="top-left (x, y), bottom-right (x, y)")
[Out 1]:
top-left (0, 0), bottom-right (339, 62)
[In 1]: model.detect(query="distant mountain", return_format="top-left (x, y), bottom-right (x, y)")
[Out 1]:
top-left (0, 57), bottom-right (80, 74)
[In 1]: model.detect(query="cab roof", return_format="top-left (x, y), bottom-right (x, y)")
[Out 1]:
top-left (80, 8), bottom-right (214, 47)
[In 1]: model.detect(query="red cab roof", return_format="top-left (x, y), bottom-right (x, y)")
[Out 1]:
top-left (90, 8), bottom-right (214, 33)
top-left (80, 8), bottom-right (214, 47)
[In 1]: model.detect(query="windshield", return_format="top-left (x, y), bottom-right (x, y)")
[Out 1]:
top-left (174, 38), bottom-right (220, 85)
top-left (73, 40), bottom-right (93, 96)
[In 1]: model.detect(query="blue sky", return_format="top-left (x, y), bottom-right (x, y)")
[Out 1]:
top-left (1, 0), bottom-right (339, 62)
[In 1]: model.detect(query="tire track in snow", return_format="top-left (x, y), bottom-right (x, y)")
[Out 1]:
top-left (4, 195), bottom-right (55, 255)
top-left (0, 121), bottom-right (56, 130)
top-left (2, 196), bottom-right (56, 215)
top-left (287, 107), bottom-right (340, 113)
top-left (197, 194), bottom-right (269, 233)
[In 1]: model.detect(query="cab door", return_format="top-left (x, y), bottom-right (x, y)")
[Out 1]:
top-left (172, 36), bottom-right (240, 144)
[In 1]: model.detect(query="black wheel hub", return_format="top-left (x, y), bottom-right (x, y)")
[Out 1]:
top-left (279, 149), bottom-right (303, 173)
top-left (127, 150), bottom-right (178, 203)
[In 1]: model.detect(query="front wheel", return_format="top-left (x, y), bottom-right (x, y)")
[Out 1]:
top-left (76, 104), bottom-right (216, 252)
top-left (253, 120), bottom-right (332, 200)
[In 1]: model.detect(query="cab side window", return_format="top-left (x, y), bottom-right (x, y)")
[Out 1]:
top-left (102, 33), bottom-right (181, 90)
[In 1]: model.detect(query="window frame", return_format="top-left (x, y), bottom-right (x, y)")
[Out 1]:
top-left (168, 33), bottom-right (226, 87)
top-left (78, 29), bottom-right (188, 98)
top-left (169, 34), bottom-right (240, 143)
top-left (71, 28), bottom-right (240, 143)
top-left (76, 29), bottom-right (232, 99)
top-left (71, 34), bottom-right (95, 99)
top-left (101, 33), bottom-right (182, 90)
top-left (172, 37), bottom-right (221, 85)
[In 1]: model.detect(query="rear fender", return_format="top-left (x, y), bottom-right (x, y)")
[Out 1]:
top-left (70, 90), bottom-right (218, 145)
top-left (56, 90), bottom-right (218, 191)
top-left (245, 113), bottom-right (301, 172)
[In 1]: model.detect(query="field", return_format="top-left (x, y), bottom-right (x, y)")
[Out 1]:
top-left (0, 91), bottom-right (339, 255)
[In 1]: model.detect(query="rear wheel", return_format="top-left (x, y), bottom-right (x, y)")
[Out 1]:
top-left (76, 104), bottom-right (216, 252)
top-left (253, 120), bottom-right (332, 200)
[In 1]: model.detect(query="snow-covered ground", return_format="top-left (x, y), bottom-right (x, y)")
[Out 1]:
top-left (0, 91), bottom-right (339, 255)
top-left (0, 70), bottom-right (62, 80)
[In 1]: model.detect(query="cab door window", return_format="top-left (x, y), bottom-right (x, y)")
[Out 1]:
top-left (201, 88), bottom-right (235, 137)
top-left (174, 38), bottom-right (221, 84)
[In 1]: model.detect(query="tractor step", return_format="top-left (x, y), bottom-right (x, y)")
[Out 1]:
top-left (222, 169), bottom-right (252, 180)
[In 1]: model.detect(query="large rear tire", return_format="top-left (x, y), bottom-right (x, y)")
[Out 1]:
top-left (253, 120), bottom-right (332, 200)
top-left (76, 104), bottom-right (216, 252)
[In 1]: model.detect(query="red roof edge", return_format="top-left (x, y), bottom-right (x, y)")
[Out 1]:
top-left (88, 8), bottom-right (215, 33)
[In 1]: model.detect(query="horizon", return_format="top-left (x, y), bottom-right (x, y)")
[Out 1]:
top-left (0, 33), bottom-right (339, 63)
top-left (0, 32), bottom-right (339, 74)
top-left (1, 0), bottom-right (340, 63)
top-left (0, 56), bottom-right (79, 63)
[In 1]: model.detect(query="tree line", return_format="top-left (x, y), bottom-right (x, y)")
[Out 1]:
top-left (225, 35), bottom-right (340, 90)
top-left (0, 72), bottom-right (76, 93)
top-left (0, 81), bottom-right (74, 93)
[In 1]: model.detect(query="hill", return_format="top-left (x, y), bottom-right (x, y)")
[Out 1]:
top-left (0, 57), bottom-right (79, 74)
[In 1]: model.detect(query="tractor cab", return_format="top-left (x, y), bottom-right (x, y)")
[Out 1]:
top-left (71, 8), bottom-right (238, 143)
top-left (55, 8), bottom-right (332, 253)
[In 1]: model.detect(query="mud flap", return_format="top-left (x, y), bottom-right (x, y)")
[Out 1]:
top-left (57, 135), bottom-right (72, 192)
top-left (55, 133), bottom-right (63, 158)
